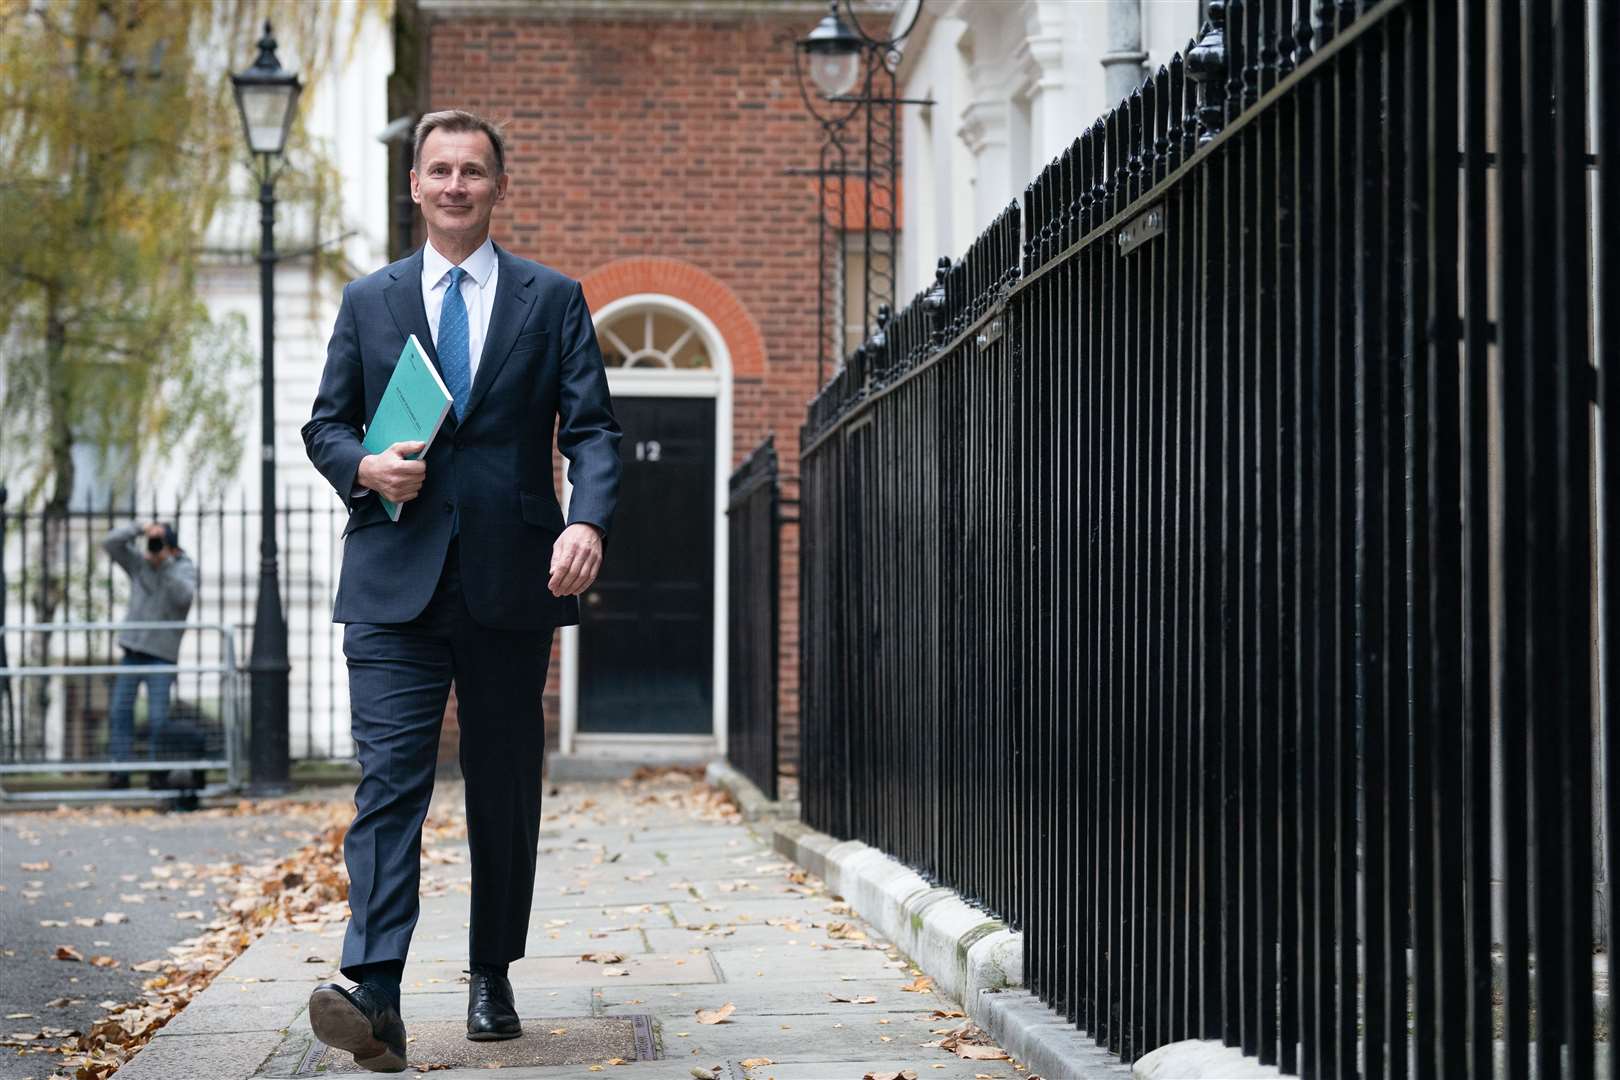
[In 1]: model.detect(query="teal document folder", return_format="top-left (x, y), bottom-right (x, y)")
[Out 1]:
top-left (361, 334), bottom-right (453, 522)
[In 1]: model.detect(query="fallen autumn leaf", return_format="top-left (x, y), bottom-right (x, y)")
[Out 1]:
top-left (695, 1002), bottom-right (736, 1024)
top-left (956, 1044), bottom-right (1010, 1061)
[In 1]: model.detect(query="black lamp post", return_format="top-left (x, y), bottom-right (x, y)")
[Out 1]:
top-left (232, 22), bottom-right (301, 793)
top-left (792, 1), bottom-right (927, 391)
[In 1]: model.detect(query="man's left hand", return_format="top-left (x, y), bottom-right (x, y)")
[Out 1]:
top-left (548, 523), bottom-right (603, 597)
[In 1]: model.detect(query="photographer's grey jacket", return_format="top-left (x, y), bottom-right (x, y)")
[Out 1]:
top-left (101, 524), bottom-right (197, 661)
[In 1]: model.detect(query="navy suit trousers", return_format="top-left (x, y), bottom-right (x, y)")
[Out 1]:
top-left (339, 540), bottom-right (554, 979)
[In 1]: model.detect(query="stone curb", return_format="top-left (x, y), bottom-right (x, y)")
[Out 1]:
top-left (973, 989), bottom-right (1132, 1080)
top-left (766, 818), bottom-right (1007, 1008)
top-left (769, 816), bottom-right (1139, 1079)
top-left (1131, 1040), bottom-right (1286, 1079)
top-left (703, 759), bottom-right (800, 822)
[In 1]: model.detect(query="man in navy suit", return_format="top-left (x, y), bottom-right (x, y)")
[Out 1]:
top-left (301, 109), bottom-right (620, 1072)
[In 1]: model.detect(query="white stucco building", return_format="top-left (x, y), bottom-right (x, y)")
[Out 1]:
top-left (896, 0), bottom-right (1204, 299)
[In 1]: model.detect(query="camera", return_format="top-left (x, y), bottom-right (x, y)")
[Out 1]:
top-left (147, 535), bottom-right (165, 554)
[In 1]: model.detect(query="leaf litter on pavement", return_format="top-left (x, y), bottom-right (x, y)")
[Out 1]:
top-left (18, 770), bottom-right (1026, 1079)
top-left (4, 795), bottom-right (433, 1079)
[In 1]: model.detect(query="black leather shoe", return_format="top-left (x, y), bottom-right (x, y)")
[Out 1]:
top-left (308, 982), bottom-right (407, 1073)
top-left (466, 971), bottom-right (521, 1041)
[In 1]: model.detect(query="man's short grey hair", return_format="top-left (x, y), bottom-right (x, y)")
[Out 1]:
top-left (412, 109), bottom-right (507, 176)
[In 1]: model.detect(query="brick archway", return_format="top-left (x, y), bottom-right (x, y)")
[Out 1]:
top-left (580, 257), bottom-right (766, 377)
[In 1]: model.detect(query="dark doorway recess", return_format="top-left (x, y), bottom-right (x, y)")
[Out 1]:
top-left (579, 395), bottom-right (715, 736)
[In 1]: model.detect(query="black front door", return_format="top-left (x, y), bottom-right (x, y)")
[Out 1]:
top-left (578, 396), bottom-right (715, 734)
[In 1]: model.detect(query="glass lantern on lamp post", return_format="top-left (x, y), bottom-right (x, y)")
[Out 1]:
top-left (798, 3), bottom-right (863, 100)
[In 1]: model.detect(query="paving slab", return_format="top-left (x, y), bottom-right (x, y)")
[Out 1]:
top-left (215, 930), bottom-right (345, 981)
top-left (519, 927), bottom-right (650, 958)
top-left (539, 838), bottom-right (765, 861)
top-left (408, 926), bottom-right (648, 958)
top-left (412, 919), bottom-right (645, 958)
top-left (600, 827), bottom-right (759, 847)
top-left (710, 943), bottom-right (906, 982)
top-left (115, 1030), bottom-right (285, 1080)
top-left (203, 973), bottom-right (343, 1005)
top-left (651, 1008), bottom-right (955, 1063)
top-left (601, 980), bottom-right (955, 1017)
top-left (530, 898), bottom-right (681, 922)
top-left (642, 923), bottom-right (822, 951)
top-left (669, 897), bottom-right (852, 927)
top-left (389, 953), bottom-right (720, 993)
top-left (159, 997), bottom-right (307, 1036)
top-left (524, 882), bottom-right (696, 908)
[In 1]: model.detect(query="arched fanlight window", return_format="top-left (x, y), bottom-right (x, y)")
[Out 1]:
top-left (596, 305), bottom-right (712, 370)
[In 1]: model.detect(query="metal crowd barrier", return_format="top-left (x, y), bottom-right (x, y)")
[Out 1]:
top-left (0, 621), bottom-right (245, 802)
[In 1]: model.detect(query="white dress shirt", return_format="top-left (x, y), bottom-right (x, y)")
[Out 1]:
top-left (355, 237), bottom-right (499, 498)
top-left (422, 236), bottom-right (499, 381)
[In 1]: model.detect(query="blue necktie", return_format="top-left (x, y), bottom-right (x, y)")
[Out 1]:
top-left (440, 266), bottom-right (471, 421)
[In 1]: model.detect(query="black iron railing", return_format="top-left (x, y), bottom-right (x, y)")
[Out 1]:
top-left (0, 490), bottom-right (351, 762)
top-left (800, 1), bottom-right (1614, 1076)
top-left (726, 437), bottom-right (782, 799)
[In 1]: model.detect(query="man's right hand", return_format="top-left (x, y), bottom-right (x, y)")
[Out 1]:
top-left (357, 441), bottom-right (428, 504)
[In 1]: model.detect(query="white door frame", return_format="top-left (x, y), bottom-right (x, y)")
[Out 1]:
top-left (559, 293), bottom-right (732, 758)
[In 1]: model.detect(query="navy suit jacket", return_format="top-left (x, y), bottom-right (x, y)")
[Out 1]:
top-left (301, 242), bottom-right (621, 631)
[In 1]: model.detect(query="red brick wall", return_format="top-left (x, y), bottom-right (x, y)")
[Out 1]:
top-left (421, 5), bottom-right (830, 769)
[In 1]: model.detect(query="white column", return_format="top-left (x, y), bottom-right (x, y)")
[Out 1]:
top-left (958, 96), bottom-right (1010, 235)
top-left (1014, 3), bottom-right (1072, 166)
